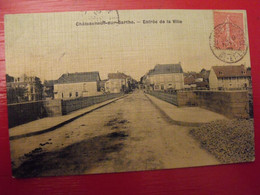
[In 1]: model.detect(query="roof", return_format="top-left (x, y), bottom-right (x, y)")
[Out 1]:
top-left (148, 64), bottom-right (183, 75)
top-left (212, 65), bottom-right (251, 78)
top-left (108, 73), bottom-right (128, 79)
top-left (184, 75), bottom-right (196, 85)
top-left (56, 72), bottom-right (100, 84)
top-left (44, 80), bottom-right (58, 87)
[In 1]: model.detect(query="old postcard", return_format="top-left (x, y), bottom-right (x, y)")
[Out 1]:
top-left (4, 10), bottom-right (254, 178)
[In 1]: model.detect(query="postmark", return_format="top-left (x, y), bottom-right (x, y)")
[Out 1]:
top-left (84, 10), bottom-right (120, 23)
top-left (209, 11), bottom-right (248, 63)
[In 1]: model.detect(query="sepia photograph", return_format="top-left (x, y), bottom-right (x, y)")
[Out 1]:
top-left (4, 9), bottom-right (255, 178)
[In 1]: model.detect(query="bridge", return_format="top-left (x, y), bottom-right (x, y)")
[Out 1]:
top-left (8, 90), bottom-right (249, 177)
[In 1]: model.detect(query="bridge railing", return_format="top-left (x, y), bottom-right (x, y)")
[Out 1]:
top-left (146, 89), bottom-right (250, 119)
top-left (7, 93), bottom-right (123, 128)
top-left (61, 93), bottom-right (123, 115)
top-left (147, 90), bottom-right (178, 105)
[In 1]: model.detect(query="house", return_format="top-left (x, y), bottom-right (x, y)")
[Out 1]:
top-left (144, 63), bottom-right (184, 91)
top-left (6, 74), bottom-right (43, 103)
top-left (209, 65), bottom-right (251, 90)
top-left (183, 73), bottom-right (197, 89)
top-left (54, 72), bottom-right (101, 99)
top-left (184, 70), bottom-right (210, 90)
top-left (105, 72), bottom-right (129, 93)
top-left (43, 80), bottom-right (58, 99)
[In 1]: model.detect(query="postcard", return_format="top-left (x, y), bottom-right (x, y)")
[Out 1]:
top-left (4, 10), bottom-right (254, 178)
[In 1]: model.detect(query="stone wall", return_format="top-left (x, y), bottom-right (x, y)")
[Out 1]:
top-left (8, 101), bottom-right (47, 128)
top-left (61, 93), bottom-right (123, 115)
top-left (147, 90), bottom-right (196, 107)
top-left (194, 90), bottom-right (249, 119)
top-left (176, 91), bottom-right (197, 106)
top-left (148, 91), bottom-right (178, 105)
top-left (147, 90), bottom-right (249, 119)
top-left (7, 93), bottom-right (122, 128)
top-left (43, 99), bottom-right (62, 117)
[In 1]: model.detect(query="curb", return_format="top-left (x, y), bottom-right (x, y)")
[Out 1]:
top-left (9, 95), bottom-right (127, 141)
top-left (145, 93), bottom-right (206, 127)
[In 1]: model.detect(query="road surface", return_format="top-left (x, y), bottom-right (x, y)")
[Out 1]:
top-left (11, 90), bottom-right (219, 177)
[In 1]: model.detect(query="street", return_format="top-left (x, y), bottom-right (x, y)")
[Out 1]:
top-left (11, 90), bottom-right (219, 177)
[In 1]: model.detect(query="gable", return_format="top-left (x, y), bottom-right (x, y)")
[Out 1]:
top-left (149, 64), bottom-right (183, 75)
top-left (56, 72), bottom-right (100, 84)
top-left (212, 65), bottom-right (250, 78)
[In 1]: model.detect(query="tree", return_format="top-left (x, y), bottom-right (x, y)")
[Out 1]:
top-left (200, 68), bottom-right (206, 73)
top-left (7, 85), bottom-right (28, 104)
top-left (34, 77), bottom-right (43, 100)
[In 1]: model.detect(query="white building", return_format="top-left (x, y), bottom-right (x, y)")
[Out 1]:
top-left (54, 72), bottom-right (101, 99)
top-left (7, 74), bottom-right (43, 102)
top-left (144, 64), bottom-right (184, 91)
top-left (209, 65), bottom-right (251, 90)
top-left (105, 72), bottom-right (129, 93)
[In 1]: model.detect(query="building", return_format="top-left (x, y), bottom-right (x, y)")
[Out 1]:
top-left (105, 72), bottom-right (129, 93)
top-left (143, 63), bottom-right (184, 91)
top-left (6, 74), bottom-right (43, 103)
top-left (209, 65), bottom-right (251, 90)
top-left (43, 80), bottom-right (58, 99)
top-left (54, 72), bottom-right (101, 99)
top-left (184, 70), bottom-right (210, 90)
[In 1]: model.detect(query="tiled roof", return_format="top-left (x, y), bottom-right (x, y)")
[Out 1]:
top-left (56, 72), bottom-right (100, 84)
top-left (108, 73), bottom-right (128, 79)
top-left (184, 75), bottom-right (196, 85)
top-left (212, 65), bottom-right (251, 78)
top-left (148, 64), bottom-right (183, 75)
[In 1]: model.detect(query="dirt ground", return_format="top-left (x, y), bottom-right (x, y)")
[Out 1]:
top-left (11, 90), bottom-right (220, 178)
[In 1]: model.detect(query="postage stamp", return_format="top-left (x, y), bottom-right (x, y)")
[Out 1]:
top-left (209, 11), bottom-right (248, 63)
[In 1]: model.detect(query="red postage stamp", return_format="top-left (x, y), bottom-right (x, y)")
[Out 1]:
top-left (214, 12), bottom-right (245, 50)
top-left (209, 11), bottom-right (248, 63)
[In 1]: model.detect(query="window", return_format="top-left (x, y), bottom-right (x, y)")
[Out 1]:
top-left (62, 93), bottom-right (64, 98)
top-left (69, 92), bottom-right (72, 97)
top-left (76, 92), bottom-right (78, 97)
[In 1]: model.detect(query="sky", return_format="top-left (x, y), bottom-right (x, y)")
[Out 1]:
top-left (4, 10), bottom-right (250, 81)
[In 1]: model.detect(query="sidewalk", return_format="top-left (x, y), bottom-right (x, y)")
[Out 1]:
top-left (9, 95), bottom-right (126, 140)
top-left (145, 94), bottom-right (227, 126)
